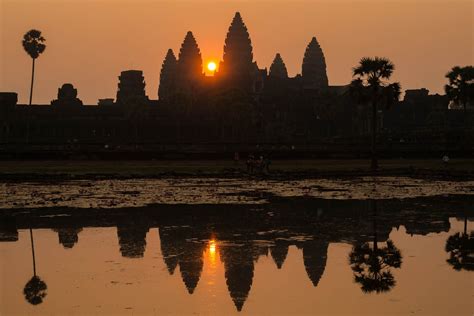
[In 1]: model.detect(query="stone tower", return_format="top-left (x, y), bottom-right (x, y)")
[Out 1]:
top-left (158, 49), bottom-right (177, 101)
top-left (116, 70), bottom-right (148, 104)
top-left (302, 37), bottom-right (328, 88)
top-left (219, 12), bottom-right (255, 90)
top-left (51, 83), bottom-right (83, 106)
top-left (177, 31), bottom-right (203, 92)
top-left (269, 53), bottom-right (288, 79)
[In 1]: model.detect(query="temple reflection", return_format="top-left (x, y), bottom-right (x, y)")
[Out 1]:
top-left (1, 196), bottom-right (472, 311)
top-left (159, 225), bottom-right (207, 293)
top-left (221, 242), bottom-right (255, 311)
top-left (302, 240), bottom-right (329, 287)
top-left (158, 226), bottom-right (180, 275)
top-left (178, 237), bottom-right (205, 294)
top-left (0, 215), bottom-right (18, 242)
top-left (54, 228), bottom-right (82, 249)
top-left (270, 239), bottom-right (289, 269)
top-left (117, 225), bottom-right (149, 258)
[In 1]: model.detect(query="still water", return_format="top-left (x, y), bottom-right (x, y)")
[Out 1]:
top-left (0, 179), bottom-right (473, 315)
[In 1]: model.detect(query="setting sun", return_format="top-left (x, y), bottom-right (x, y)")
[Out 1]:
top-left (207, 61), bottom-right (217, 72)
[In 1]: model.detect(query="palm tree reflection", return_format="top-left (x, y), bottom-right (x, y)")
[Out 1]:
top-left (445, 216), bottom-right (474, 271)
top-left (349, 200), bottom-right (402, 293)
top-left (23, 228), bottom-right (47, 305)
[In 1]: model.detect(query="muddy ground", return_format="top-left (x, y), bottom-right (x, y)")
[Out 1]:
top-left (2, 176), bottom-right (473, 209)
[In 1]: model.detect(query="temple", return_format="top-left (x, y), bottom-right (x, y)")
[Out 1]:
top-left (0, 11), bottom-right (472, 157)
top-left (157, 12), bottom-right (329, 97)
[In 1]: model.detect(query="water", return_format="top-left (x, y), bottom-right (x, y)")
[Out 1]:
top-left (0, 178), bottom-right (473, 315)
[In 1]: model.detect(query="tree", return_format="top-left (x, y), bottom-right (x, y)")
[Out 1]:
top-left (23, 228), bottom-right (47, 305)
top-left (348, 200), bottom-right (402, 293)
top-left (349, 240), bottom-right (402, 293)
top-left (445, 66), bottom-right (474, 114)
top-left (22, 29), bottom-right (46, 106)
top-left (350, 57), bottom-right (401, 171)
top-left (445, 216), bottom-right (474, 271)
top-left (24, 276), bottom-right (47, 305)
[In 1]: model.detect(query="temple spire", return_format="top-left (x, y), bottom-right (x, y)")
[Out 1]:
top-left (270, 240), bottom-right (289, 269)
top-left (302, 240), bottom-right (329, 287)
top-left (177, 31), bottom-right (203, 91)
top-left (219, 12), bottom-right (255, 89)
top-left (269, 53), bottom-right (288, 79)
top-left (302, 36), bottom-right (329, 88)
top-left (158, 49), bottom-right (177, 101)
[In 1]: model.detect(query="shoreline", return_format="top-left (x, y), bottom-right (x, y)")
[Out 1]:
top-left (1, 159), bottom-right (474, 181)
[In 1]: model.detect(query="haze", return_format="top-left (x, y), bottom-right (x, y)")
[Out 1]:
top-left (1, 0), bottom-right (472, 105)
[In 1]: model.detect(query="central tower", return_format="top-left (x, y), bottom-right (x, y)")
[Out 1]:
top-left (302, 37), bottom-right (329, 89)
top-left (218, 12), bottom-right (255, 90)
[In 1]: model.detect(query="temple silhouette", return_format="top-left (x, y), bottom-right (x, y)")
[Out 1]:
top-left (1, 12), bottom-right (472, 158)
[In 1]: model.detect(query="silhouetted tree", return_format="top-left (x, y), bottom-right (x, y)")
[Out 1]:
top-left (445, 66), bottom-right (474, 114)
top-left (445, 216), bottom-right (474, 271)
top-left (349, 200), bottom-right (402, 293)
top-left (22, 29), bottom-right (46, 106)
top-left (24, 276), bottom-right (47, 305)
top-left (349, 240), bottom-right (401, 293)
top-left (350, 57), bottom-right (401, 170)
top-left (23, 228), bottom-right (47, 305)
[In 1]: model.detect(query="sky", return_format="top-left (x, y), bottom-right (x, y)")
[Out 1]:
top-left (1, 0), bottom-right (473, 105)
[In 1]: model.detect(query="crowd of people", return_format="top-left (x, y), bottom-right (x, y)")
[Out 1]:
top-left (233, 152), bottom-right (271, 174)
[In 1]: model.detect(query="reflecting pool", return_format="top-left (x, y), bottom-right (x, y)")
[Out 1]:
top-left (0, 179), bottom-right (473, 315)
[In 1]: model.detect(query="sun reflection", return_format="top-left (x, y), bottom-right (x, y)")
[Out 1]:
top-left (208, 239), bottom-right (217, 263)
top-left (207, 61), bottom-right (217, 72)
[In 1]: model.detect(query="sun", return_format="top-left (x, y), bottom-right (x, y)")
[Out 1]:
top-left (207, 61), bottom-right (217, 72)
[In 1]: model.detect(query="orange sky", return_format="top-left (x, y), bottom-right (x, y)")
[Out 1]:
top-left (1, 0), bottom-right (473, 104)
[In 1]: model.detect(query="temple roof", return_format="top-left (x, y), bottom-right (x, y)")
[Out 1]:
top-left (269, 53), bottom-right (289, 79)
top-left (221, 12), bottom-right (254, 75)
top-left (158, 49), bottom-right (177, 100)
top-left (302, 36), bottom-right (329, 88)
top-left (178, 31), bottom-right (203, 78)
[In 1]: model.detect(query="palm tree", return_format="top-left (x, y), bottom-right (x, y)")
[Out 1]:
top-left (445, 66), bottom-right (474, 114)
top-left (348, 200), bottom-right (402, 293)
top-left (22, 29), bottom-right (46, 106)
top-left (350, 57), bottom-right (401, 171)
top-left (24, 275), bottom-right (47, 305)
top-left (23, 228), bottom-right (47, 305)
top-left (445, 216), bottom-right (474, 271)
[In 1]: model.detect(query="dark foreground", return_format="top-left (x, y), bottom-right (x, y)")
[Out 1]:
top-left (1, 159), bottom-right (474, 181)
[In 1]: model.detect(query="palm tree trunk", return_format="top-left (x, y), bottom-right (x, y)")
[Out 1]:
top-left (29, 58), bottom-right (35, 106)
top-left (26, 58), bottom-right (35, 144)
top-left (29, 228), bottom-right (37, 276)
top-left (371, 99), bottom-right (378, 171)
top-left (464, 216), bottom-right (468, 235)
top-left (372, 200), bottom-right (378, 252)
